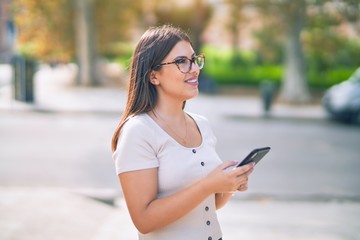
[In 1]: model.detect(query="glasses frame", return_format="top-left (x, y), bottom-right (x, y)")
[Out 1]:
top-left (154, 54), bottom-right (205, 74)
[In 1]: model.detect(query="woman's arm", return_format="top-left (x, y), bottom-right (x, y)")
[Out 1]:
top-left (120, 168), bottom-right (211, 234)
top-left (119, 161), bottom-right (254, 234)
top-left (215, 192), bottom-right (233, 209)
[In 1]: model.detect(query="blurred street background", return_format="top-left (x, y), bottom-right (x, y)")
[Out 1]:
top-left (1, 0), bottom-right (360, 240)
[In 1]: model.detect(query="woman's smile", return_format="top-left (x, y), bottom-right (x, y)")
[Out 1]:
top-left (184, 77), bottom-right (199, 86)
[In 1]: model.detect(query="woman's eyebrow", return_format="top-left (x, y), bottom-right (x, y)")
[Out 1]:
top-left (174, 53), bottom-right (196, 59)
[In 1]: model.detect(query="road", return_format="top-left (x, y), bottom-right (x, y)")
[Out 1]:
top-left (1, 70), bottom-right (360, 239)
top-left (1, 106), bottom-right (359, 202)
top-left (212, 116), bottom-right (360, 200)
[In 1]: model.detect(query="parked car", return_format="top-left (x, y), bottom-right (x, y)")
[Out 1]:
top-left (322, 67), bottom-right (360, 124)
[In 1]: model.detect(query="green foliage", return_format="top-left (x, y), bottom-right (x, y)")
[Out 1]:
top-left (112, 42), bottom-right (135, 69)
top-left (202, 45), bottom-right (356, 89)
top-left (303, 26), bottom-right (360, 88)
top-left (253, 24), bottom-right (284, 65)
top-left (304, 28), bottom-right (360, 71)
top-left (308, 68), bottom-right (355, 88)
top-left (202, 45), bottom-right (282, 86)
top-left (204, 64), bottom-right (283, 86)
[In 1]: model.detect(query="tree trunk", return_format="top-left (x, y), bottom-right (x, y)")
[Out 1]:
top-left (279, 0), bottom-right (310, 104)
top-left (74, 0), bottom-right (98, 86)
top-left (229, 0), bottom-right (242, 64)
top-left (192, 0), bottom-right (205, 55)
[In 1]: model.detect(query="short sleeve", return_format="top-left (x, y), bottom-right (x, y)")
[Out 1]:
top-left (112, 115), bottom-right (159, 174)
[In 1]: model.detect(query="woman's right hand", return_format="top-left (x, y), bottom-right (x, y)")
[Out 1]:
top-left (204, 160), bottom-right (255, 194)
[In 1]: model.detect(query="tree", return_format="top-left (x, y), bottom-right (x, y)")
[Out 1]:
top-left (308, 0), bottom-right (360, 68)
top-left (253, 0), bottom-right (360, 103)
top-left (74, 0), bottom-right (98, 86)
top-left (254, 0), bottom-right (310, 104)
top-left (12, 0), bottom-right (139, 86)
top-left (225, 0), bottom-right (246, 64)
top-left (13, 0), bottom-right (75, 62)
top-left (280, 0), bottom-right (310, 103)
top-left (153, 0), bottom-right (213, 54)
top-left (94, 0), bottom-right (141, 56)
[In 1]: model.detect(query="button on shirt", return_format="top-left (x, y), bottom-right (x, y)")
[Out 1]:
top-left (113, 112), bottom-right (223, 240)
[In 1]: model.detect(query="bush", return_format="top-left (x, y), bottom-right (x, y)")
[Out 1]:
top-left (111, 42), bottom-right (134, 68)
top-left (111, 43), bottom-right (356, 89)
top-left (202, 44), bottom-right (356, 89)
top-left (204, 64), bottom-right (282, 86)
top-left (308, 68), bottom-right (354, 88)
top-left (202, 45), bottom-right (282, 86)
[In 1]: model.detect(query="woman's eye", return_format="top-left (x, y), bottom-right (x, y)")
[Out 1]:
top-left (175, 58), bottom-right (187, 64)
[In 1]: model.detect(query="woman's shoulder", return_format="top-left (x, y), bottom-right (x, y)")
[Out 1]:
top-left (187, 112), bottom-right (216, 140)
top-left (187, 112), bottom-right (209, 124)
top-left (122, 113), bottom-right (153, 133)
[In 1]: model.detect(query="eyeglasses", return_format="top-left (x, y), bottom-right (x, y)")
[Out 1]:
top-left (154, 54), bottom-right (205, 73)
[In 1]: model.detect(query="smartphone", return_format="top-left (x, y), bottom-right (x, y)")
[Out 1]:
top-left (236, 147), bottom-right (271, 167)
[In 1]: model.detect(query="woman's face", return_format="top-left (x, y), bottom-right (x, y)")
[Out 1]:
top-left (151, 40), bottom-right (201, 103)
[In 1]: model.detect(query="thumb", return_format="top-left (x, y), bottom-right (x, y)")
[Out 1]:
top-left (219, 160), bottom-right (238, 170)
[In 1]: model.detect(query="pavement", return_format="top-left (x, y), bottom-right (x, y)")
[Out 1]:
top-left (1, 64), bottom-right (359, 240)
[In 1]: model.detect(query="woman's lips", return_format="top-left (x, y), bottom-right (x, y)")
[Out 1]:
top-left (185, 77), bottom-right (198, 85)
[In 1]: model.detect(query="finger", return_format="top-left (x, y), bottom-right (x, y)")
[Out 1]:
top-left (237, 167), bottom-right (254, 179)
top-left (236, 174), bottom-right (248, 183)
top-left (237, 183), bottom-right (248, 192)
top-left (243, 167), bottom-right (254, 177)
top-left (232, 162), bottom-right (255, 176)
top-left (238, 186), bottom-right (248, 192)
top-left (238, 177), bottom-right (249, 186)
top-left (220, 160), bottom-right (238, 170)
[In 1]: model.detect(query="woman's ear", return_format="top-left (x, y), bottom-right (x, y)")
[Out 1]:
top-left (149, 71), bottom-right (159, 85)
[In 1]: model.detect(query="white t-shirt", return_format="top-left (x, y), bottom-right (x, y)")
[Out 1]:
top-left (113, 112), bottom-right (223, 240)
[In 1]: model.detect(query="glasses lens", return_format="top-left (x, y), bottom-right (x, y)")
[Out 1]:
top-left (175, 55), bottom-right (205, 73)
top-left (176, 58), bottom-right (191, 73)
top-left (195, 55), bottom-right (204, 69)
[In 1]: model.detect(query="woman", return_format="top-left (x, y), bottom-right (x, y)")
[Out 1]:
top-left (112, 25), bottom-right (254, 240)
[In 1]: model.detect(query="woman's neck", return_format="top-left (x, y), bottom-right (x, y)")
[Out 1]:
top-left (153, 93), bottom-right (185, 116)
top-left (153, 101), bottom-right (185, 120)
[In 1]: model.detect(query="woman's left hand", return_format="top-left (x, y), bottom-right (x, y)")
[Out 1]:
top-left (237, 183), bottom-right (248, 192)
top-left (235, 164), bottom-right (254, 192)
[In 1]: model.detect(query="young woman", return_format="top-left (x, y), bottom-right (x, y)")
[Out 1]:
top-left (112, 25), bottom-right (254, 240)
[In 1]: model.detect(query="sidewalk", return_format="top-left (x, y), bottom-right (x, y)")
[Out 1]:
top-left (1, 64), bottom-right (359, 240)
top-left (1, 187), bottom-right (359, 240)
top-left (0, 64), bottom-right (127, 114)
top-left (0, 64), bottom-right (327, 121)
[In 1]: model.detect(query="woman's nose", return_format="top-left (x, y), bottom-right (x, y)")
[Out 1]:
top-left (190, 61), bottom-right (200, 73)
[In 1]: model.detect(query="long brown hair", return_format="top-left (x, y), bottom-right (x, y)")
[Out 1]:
top-left (111, 25), bottom-right (191, 152)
